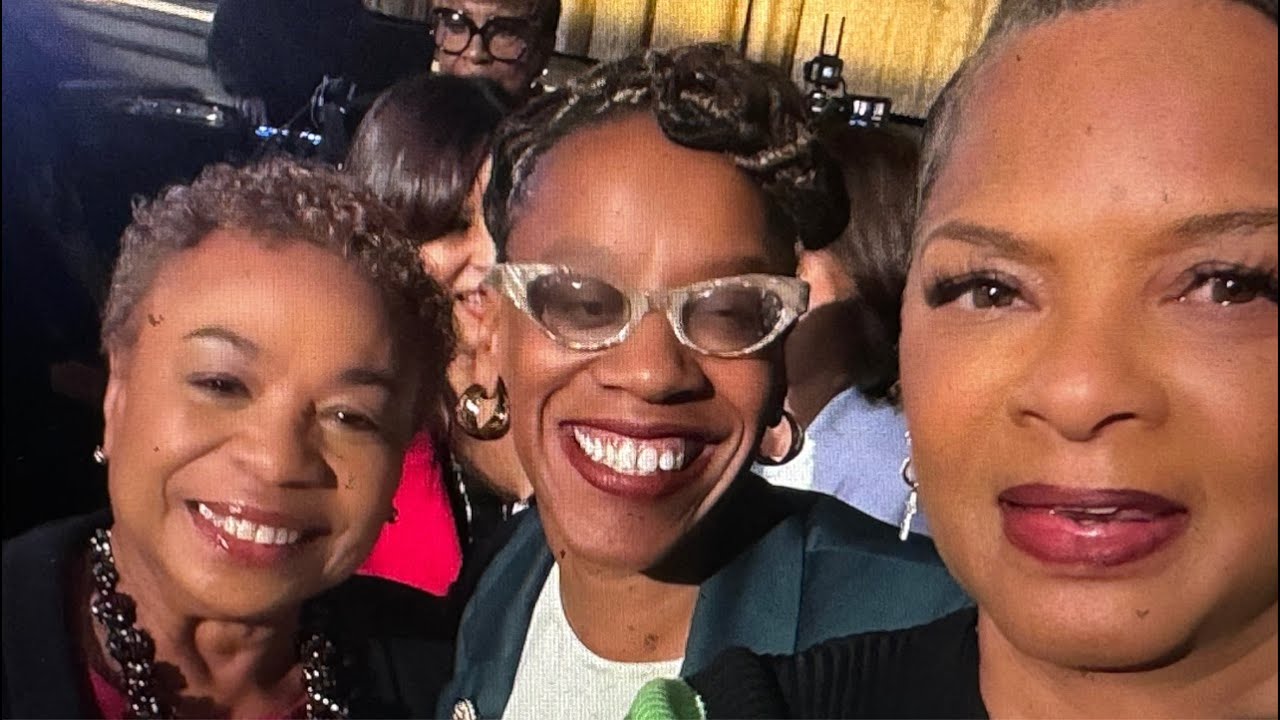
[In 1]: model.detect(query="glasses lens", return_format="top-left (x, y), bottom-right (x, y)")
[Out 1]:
top-left (434, 14), bottom-right (474, 53)
top-left (484, 21), bottom-right (531, 61)
top-left (527, 273), bottom-right (628, 347)
top-left (682, 284), bottom-right (784, 354)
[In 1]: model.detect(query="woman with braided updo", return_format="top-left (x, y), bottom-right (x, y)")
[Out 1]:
top-left (437, 43), bottom-right (969, 720)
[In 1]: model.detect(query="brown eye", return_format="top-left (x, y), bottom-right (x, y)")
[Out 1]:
top-left (925, 272), bottom-right (1026, 310)
top-left (1177, 266), bottom-right (1279, 307)
top-left (683, 286), bottom-right (779, 354)
top-left (971, 283), bottom-right (1017, 309)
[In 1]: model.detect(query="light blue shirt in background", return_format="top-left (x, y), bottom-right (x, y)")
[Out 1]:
top-left (754, 387), bottom-right (930, 536)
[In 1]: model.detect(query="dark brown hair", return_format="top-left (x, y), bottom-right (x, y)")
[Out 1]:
top-left (101, 156), bottom-right (455, 430)
top-left (485, 43), bottom-right (849, 260)
top-left (345, 73), bottom-right (512, 243)
top-left (816, 121), bottom-right (921, 403)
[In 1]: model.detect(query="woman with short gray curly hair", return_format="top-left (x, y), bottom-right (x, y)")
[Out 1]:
top-left (2, 156), bottom-right (455, 718)
top-left (438, 43), bottom-right (968, 720)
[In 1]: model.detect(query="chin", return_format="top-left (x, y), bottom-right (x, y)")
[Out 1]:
top-left (987, 587), bottom-right (1207, 673)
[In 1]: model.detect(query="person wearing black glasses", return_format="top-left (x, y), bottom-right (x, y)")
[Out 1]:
top-left (428, 0), bottom-right (561, 103)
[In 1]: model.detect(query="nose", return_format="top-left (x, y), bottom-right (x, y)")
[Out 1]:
top-left (590, 311), bottom-right (712, 405)
top-left (1007, 310), bottom-right (1169, 442)
top-left (235, 403), bottom-right (332, 487)
top-left (461, 30), bottom-right (493, 63)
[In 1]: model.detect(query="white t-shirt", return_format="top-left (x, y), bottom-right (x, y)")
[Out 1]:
top-left (502, 564), bottom-right (684, 720)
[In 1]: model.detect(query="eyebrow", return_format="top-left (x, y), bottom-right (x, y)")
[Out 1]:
top-left (532, 242), bottom-right (779, 278)
top-left (184, 326), bottom-right (395, 391)
top-left (183, 326), bottom-right (260, 356)
top-left (1170, 209), bottom-right (1278, 242)
top-left (339, 367), bottom-right (398, 393)
top-left (918, 221), bottom-right (1052, 263)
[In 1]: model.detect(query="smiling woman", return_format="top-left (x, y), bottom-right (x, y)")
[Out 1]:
top-left (1, 157), bottom-right (456, 718)
top-left (438, 43), bottom-right (970, 720)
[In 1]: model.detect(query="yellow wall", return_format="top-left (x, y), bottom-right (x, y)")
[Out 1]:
top-left (368, 0), bottom-right (998, 117)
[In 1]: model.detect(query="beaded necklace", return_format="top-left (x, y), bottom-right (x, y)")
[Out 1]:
top-left (87, 529), bottom-right (348, 719)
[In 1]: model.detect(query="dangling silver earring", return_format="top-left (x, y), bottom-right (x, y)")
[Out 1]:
top-left (92, 445), bottom-right (107, 466)
top-left (898, 432), bottom-right (918, 541)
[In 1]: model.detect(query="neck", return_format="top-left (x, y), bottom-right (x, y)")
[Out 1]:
top-left (87, 529), bottom-right (306, 718)
top-left (784, 299), bottom-right (886, 427)
top-left (977, 605), bottom-right (1278, 718)
top-left (556, 555), bottom-right (698, 663)
top-left (547, 473), bottom-right (787, 664)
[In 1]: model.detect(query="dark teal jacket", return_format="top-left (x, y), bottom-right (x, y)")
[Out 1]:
top-left (438, 475), bottom-right (971, 718)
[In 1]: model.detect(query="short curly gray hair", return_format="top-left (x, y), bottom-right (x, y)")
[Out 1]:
top-left (101, 156), bottom-right (455, 430)
top-left (485, 43), bottom-right (849, 260)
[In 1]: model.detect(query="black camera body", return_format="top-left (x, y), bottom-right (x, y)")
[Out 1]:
top-left (801, 15), bottom-right (893, 128)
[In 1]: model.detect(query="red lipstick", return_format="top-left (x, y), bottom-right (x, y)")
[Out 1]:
top-left (999, 484), bottom-right (1189, 567)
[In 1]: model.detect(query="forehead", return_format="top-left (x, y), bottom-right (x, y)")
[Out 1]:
top-left (138, 229), bottom-right (398, 364)
top-left (435, 0), bottom-right (537, 20)
top-left (925, 1), bottom-right (1277, 234)
top-left (506, 114), bottom-right (776, 279)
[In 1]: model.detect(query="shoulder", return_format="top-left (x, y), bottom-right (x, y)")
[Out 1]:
top-left (3, 511), bottom-right (106, 592)
top-left (690, 608), bottom-right (983, 719)
top-left (2, 511), bottom-right (107, 719)
top-left (775, 489), bottom-right (973, 638)
top-left (319, 576), bottom-right (456, 718)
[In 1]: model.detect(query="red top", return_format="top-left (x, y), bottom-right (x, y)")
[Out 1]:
top-left (356, 431), bottom-right (462, 596)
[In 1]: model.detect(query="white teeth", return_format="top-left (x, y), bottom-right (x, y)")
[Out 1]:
top-left (571, 427), bottom-right (695, 477)
top-left (637, 447), bottom-right (658, 474)
top-left (195, 504), bottom-right (304, 546)
top-left (617, 441), bottom-right (636, 472)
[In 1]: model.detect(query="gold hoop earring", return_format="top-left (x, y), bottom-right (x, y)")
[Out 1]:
top-left (755, 409), bottom-right (805, 466)
top-left (455, 378), bottom-right (510, 440)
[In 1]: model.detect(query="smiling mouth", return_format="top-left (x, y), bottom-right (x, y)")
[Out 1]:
top-left (191, 501), bottom-right (306, 546)
top-left (570, 426), bottom-right (699, 476)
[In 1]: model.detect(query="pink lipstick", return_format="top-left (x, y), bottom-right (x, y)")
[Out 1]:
top-left (999, 484), bottom-right (1189, 567)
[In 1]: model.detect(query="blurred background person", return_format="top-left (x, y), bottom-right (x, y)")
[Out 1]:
top-left (428, 0), bottom-right (561, 104)
top-left (345, 73), bottom-right (531, 596)
top-left (755, 121), bottom-right (930, 536)
top-left (2, 157), bottom-right (456, 718)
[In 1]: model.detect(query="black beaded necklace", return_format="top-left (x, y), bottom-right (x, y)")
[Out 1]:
top-left (87, 528), bottom-right (349, 719)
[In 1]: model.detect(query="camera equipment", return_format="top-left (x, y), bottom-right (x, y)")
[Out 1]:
top-left (802, 15), bottom-right (846, 92)
top-left (800, 15), bottom-right (893, 128)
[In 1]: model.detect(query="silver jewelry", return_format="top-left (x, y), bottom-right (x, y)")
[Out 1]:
top-left (93, 445), bottom-right (107, 465)
top-left (899, 432), bottom-right (919, 542)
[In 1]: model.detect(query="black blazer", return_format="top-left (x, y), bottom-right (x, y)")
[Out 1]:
top-left (2, 511), bottom-right (453, 718)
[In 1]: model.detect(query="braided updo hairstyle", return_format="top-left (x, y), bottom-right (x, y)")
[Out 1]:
top-left (485, 43), bottom-right (849, 259)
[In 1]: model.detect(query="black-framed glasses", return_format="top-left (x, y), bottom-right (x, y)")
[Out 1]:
top-left (428, 7), bottom-right (537, 63)
top-left (488, 263), bottom-right (810, 357)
